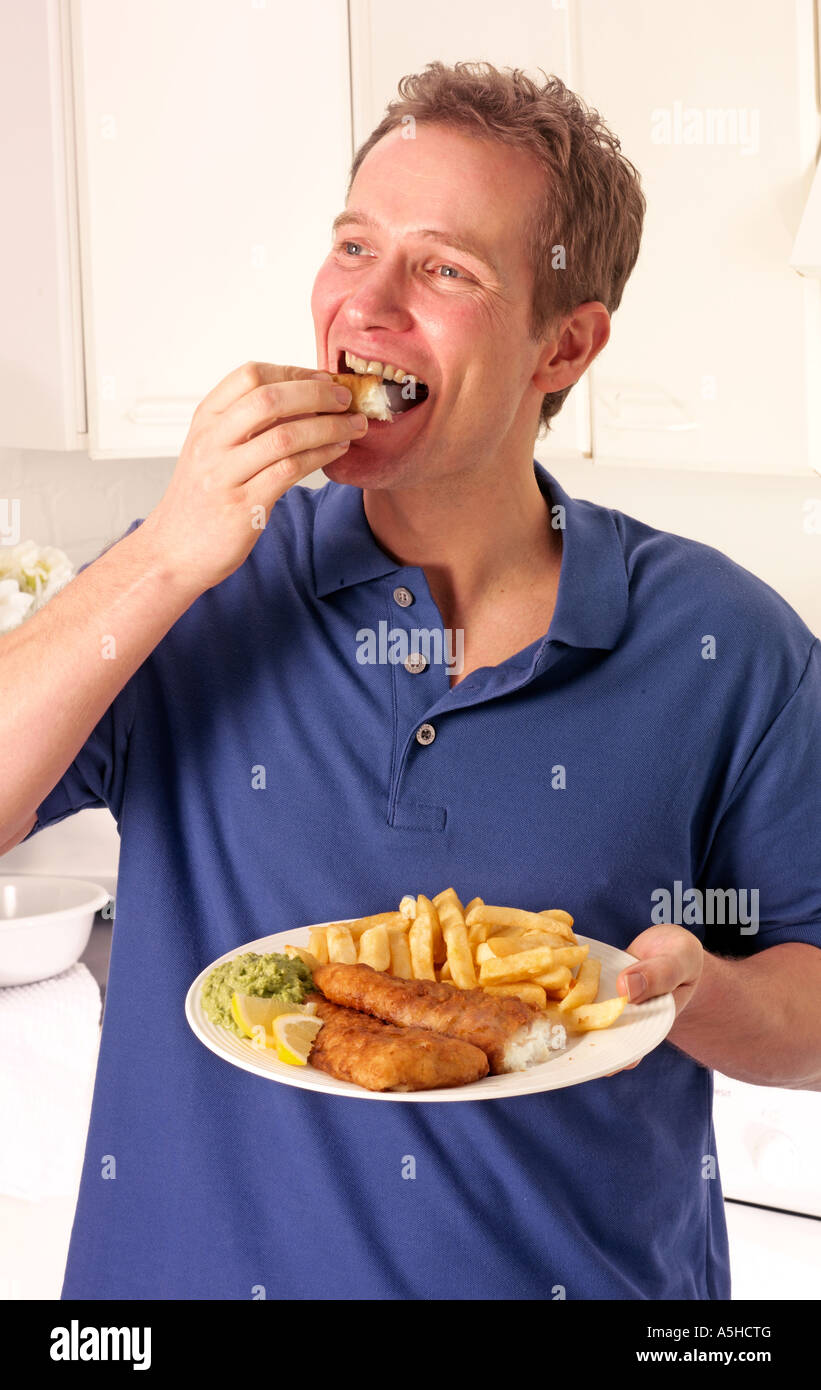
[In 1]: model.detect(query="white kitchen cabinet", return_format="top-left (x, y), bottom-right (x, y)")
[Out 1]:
top-left (4, 0), bottom-right (819, 473)
top-left (0, 0), bottom-right (352, 458)
top-left (0, 0), bottom-right (86, 451)
top-left (576, 0), bottom-right (821, 475)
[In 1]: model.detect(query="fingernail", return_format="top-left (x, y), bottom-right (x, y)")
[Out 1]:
top-left (333, 385), bottom-right (353, 404)
top-left (349, 413), bottom-right (367, 429)
top-left (624, 971), bottom-right (647, 1002)
top-left (312, 370), bottom-right (333, 379)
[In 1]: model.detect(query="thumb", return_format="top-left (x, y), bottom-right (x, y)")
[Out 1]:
top-left (617, 955), bottom-right (680, 1003)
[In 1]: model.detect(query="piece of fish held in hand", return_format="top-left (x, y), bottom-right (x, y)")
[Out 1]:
top-left (307, 993), bottom-right (489, 1092)
top-left (312, 963), bottom-right (565, 1074)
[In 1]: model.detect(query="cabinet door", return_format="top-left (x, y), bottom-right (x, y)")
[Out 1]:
top-left (0, 0), bottom-right (85, 451)
top-left (349, 0), bottom-right (590, 463)
top-left (577, 0), bottom-right (821, 475)
top-left (72, 0), bottom-right (351, 457)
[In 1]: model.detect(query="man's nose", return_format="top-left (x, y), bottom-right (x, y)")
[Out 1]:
top-left (342, 253), bottom-right (412, 327)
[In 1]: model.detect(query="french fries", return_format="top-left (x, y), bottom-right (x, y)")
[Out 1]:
top-left (326, 924), bottom-right (357, 963)
top-left (408, 895), bottom-right (437, 981)
top-left (283, 944), bottom-right (321, 972)
top-left (433, 888), bottom-right (477, 989)
top-left (466, 904), bottom-right (577, 944)
top-left (478, 946), bottom-right (558, 986)
top-left (565, 997), bottom-right (627, 1030)
top-left (558, 957), bottom-right (601, 1013)
top-left (306, 891), bottom-right (626, 1036)
top-left (388, 925), bottom-right (414, 979)
top-left (357, 924), bottom-right (391, 972)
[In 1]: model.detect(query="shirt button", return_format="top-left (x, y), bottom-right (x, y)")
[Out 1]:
top-left (404, 652), bottom-right (428, 675)
top-left (416, 723), bottom-right (436, 746)
top-left (393, 586), bottom-right (414, 607)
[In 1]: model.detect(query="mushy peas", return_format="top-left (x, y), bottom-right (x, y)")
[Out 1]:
top-left (202, 952), bottom-right (313, 1037)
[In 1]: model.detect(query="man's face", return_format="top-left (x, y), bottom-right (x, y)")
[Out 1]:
top-left (311, 122), bottom-right (551, 490)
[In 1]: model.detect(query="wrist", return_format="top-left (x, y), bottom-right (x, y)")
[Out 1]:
top-left (125, 513), bottom-right (206, 609)
top-left (667, 949), bottom-right (726, 1043)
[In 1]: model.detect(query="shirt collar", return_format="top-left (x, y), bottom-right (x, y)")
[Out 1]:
top-left (312, 461), bottom-right (629, 653)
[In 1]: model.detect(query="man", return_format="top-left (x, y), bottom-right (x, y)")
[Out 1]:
top-left (2, 63), bottom-right (820, 1300)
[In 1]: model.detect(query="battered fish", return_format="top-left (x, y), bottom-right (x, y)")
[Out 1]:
top-left (312, 963), bottom-right (565, 1074)
top-left (307, 993), bottom-right (489, 1092)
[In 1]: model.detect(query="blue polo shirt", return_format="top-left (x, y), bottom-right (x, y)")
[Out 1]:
top-left (26, 461), bottom-right (821, 1300)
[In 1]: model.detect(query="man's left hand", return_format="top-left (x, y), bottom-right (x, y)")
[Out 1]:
top-left (605, 923), bottom-right (704, 1075)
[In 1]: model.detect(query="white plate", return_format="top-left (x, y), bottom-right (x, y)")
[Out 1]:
top-left (185, 923), bottom-right (676, 1102)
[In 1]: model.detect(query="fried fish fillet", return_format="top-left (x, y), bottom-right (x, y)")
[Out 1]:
top-left (307, 993), bottom-right (489, 1092)
top-left (312, 962), bottom-right (564, 1074)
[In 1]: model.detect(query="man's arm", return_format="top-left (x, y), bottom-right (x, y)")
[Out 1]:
top-left (665, 941), bottom-right (821, 1090)
top-left (0, 364), bottom-right (362, 849)
top-left (0, 522), bottom-right (200, 849)
top-left (616, 926), bottom-right (821, 1090)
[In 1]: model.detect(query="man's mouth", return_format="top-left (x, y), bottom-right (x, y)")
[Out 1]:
top-left (336, 349), bottom-right (430, 414)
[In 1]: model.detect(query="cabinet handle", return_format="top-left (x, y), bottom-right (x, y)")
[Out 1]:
top-left (597, 385), bottom-right (696, 432)
top-left (125, 398), bottom-right (200, 426)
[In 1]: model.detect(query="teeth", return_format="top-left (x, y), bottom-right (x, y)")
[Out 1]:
top-left (345, 350), bottom-right (417, 388)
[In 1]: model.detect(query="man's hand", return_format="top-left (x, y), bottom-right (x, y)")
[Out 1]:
top-left (140, 362), bottom-right (368, 598)
top-left (605, 924), bottom-right (704, 1075)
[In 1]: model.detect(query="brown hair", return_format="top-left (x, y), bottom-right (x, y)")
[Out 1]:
top-left (348, 61), bottom-right (646, 436)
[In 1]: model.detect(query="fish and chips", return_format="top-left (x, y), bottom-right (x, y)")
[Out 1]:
top-left (204, 889), bottom-right (629, 1093)
top-left (286, 889), bottom-right (626, 1091)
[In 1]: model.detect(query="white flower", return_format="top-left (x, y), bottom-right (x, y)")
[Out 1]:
top-left (0, 541), bottom-right (73, 605)
top-left (0, 578), bottom-right (35, 634)
top-left (0, 542), bottom-right (74, 632)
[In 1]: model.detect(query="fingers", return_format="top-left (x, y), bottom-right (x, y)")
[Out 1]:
top-left (194, 361), bottom-right (329, 418)
top-left (244, 430), bottom-right (365, 510)
top-left (618, 948), bottom-right (702, 1003)
top-left (618, 924), bottom-right (704, 1004)
top-left (618, 968), bottom-right (649, 1002)
top-left (211, 377), bottom-right (353, 453)
top-left (618, 957), bottom-right (685, 1002)
top-left (233, 409), bottom-right (368, 491)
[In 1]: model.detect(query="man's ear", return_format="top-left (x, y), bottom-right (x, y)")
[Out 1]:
top-left (532, 301), bottom-right (611, 395)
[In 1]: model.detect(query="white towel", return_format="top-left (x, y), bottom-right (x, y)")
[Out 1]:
top-left (0, 963), bottom-right (101, 1200)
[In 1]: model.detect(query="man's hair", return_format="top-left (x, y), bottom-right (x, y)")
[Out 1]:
top-left (348, 61), bottom-right (646, 436)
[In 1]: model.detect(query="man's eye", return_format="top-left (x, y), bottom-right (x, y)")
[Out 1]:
top-left (336, 241), bottom-right (469, 281)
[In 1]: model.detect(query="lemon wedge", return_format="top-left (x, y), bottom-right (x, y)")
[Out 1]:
top-left (271, 1013), bottom-right (324, 1066)
top-left (230, 993), bottom-right (316, 1043)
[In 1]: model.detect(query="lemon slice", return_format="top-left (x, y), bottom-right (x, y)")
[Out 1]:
top-left (230, 993), bottom-right (315, 1042)
top-left (271, 1013), bottom-right (323, 1066)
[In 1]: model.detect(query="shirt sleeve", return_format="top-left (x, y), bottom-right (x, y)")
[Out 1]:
top-left (700, 638), bottom-right (821, 958)
top-left (22, 520), bottom-right (144, 841)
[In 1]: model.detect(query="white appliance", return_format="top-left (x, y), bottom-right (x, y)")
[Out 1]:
top-left (712, 1071), bottom-right (821, 1298)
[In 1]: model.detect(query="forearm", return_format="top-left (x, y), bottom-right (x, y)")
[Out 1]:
top-left (0, 518), bottom-right (201, 843)
top-left (667, 942), bottom-right (821, 1090)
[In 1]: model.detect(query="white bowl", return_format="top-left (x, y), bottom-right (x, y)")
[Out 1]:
top-left (0, 874), bottom-right (111, 987)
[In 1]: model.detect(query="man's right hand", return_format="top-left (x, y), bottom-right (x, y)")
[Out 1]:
top-left (140, 361), bottom-right (367, 595)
